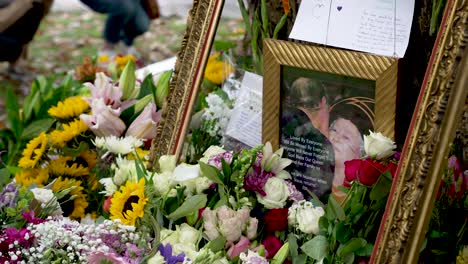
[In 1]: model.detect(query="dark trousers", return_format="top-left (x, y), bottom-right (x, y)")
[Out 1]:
top-left (0, 2), bottom-right (45, 62)
top-left (80, 0), bottom-right (150, 46)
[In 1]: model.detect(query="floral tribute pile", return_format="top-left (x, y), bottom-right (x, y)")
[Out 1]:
top-left (0, 66), bottom-right (403, 264)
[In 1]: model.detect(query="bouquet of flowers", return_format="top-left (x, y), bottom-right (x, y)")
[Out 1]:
top-left (420, 135), bottom-right (467, 263)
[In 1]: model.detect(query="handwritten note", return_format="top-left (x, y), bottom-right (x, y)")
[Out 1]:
top-left (225, 72), bottom-right (263, 147)
top-left (289, 0), bottom-right (414, 57)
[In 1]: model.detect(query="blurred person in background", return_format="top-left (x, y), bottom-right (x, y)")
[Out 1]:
top-left (79, 0), bottom-right (152, 57)
top-left (0, 0), bottom-right (53, 74)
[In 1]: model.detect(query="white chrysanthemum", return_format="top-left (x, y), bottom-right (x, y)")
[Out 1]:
top-left (94, 136), bottom-right (143, 155)
top-left (112, 156), bottom-right (139, 185)
top-left (99, 178), bottom-right (118, 196)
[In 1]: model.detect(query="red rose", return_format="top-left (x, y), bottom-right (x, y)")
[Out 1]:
top-left (344, 159), bottom-right (363, 187)
top-left (358, 158), bottom-right (387, 186)
top-left (262, 235), bottom-right (283, 259)
top-left (356, 256), bottom-right (370, 264)
top-left (344, 158), bottom-right (387, 187)
top-left (386, 161), bottom-right (398, 178)
top-left (264, 208), bottom-right (288, 233)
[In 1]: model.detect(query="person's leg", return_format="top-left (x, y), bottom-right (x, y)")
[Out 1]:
top-left (0, 34), bottom-right (22, 62)
top-left (0, 1), bottom-right (45, 70)
top-left (121, 2), bottom-right (150, 47)
top-left (81, 0), bottom-right (138, 46)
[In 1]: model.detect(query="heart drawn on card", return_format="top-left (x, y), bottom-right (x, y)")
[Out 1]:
top-left (337, 6), bottom-right (343, 11)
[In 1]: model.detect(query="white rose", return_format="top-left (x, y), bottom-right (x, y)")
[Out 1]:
top-left (182, 176), bottom-right (212, 197)
top-left (257, 178), bottom-right (290, 209)
top-left (31, 188), bottom-right (62, 216)
top-left (160, 229), bottom-right (179, 245)
top-left (364, 131), bottom-right (396, 160)
top-left (200, 146), bottom-right (226, 163)
top-left (296, 206), bottom-right (325, 235)
top-left (147, 252), bottom-right (166, 264)
top-left (31, 188), bottom-right (55, 206)
top-left (178, 223), bottom-right (201, 245)
top-left (153, 171), bottom-right (174, 196)
top-left (159, 155), bottom-right (177, 173)
top-left (173, 164), bottom-right (200, 182)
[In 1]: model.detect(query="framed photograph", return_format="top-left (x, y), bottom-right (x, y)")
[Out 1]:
top-left (262, 39), bottom-right (398, 200)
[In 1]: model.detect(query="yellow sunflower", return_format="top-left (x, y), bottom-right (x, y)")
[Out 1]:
top-left (48, 156), bottom-right (89, 177)
top-left (52, 177), bottom-right (89, 219)
top-left (18, 132), bottom-right (48, 169)
top-left (15, 168), bottom-right (49, 188)
top-left (49, 119), bottom-right (88, 147)
top-left (77, 150), bottom-right (97, 169)
top-left (48, 97), bottom-right (90, 120)
top-left (110, 178), bottom-right (148, 226)
top-left (204, 53), bottom-right (234, 85)
top-left (87, 173), bottom-right (99, 191)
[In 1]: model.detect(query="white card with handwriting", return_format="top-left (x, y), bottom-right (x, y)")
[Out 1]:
top-left (289, 0), bottom-right (414, 58)
top-left (225, 72), bottom-right (263, 148)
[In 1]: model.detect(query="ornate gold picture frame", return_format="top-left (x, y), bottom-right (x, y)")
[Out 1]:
top-left (150, 0), bottom-right (225, 164)
top-left (262, 38), bottom-right (398, 204)
top-left (373, 0), bottom-right (468, 262)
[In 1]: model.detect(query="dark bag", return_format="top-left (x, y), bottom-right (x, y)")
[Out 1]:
top-left (142, 0), bottom-right (160, 20)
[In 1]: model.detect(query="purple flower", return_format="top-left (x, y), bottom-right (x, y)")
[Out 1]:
top-left (88, 251), bottom-right (127, 264)
top-left (0, 227), bottom-right (34, 262)
top-left (208, 151), bottom-right (234, 170)
top-left (22, 210), bottom-right (46, 225)
top-left (158, 243), bottom-right (186, 264)
top-left (0, 183), bottom-right (18, 208)
top-left (244, 165), bottom-right (275, 196)
top-left (285, 181), bottom-right (304, 202)
top-left (124, 243), bottom-right (142, 263)
top-left (393, 152), bottom-right (401, 161)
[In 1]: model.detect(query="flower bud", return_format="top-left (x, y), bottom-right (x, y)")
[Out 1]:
top-left (119, 61), bottom-right (138, 100)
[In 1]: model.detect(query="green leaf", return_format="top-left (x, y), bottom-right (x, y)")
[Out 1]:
top-left (199, 161), bottom-right (223, 185)
top-left (214, 40), bottom-right (237, 51)
top-left (21, 119), bottom-right (54, 140)
top-left (339, 238), bottom-right (367, 256)
top-left (288, 234), bottom-right (299, 257)
top-left (167, 194), bottom-right (207, 220)
top-left (292, 255), bottom-right (307, 264)
top-left (208, 235), bottom-right (226, 253)
top-left (300, 235), bottom-right (329, 260)
top-left (23, 86), bottom-right (41, 122)
top-left (6, 89), bottom-right (22, 139)
top-left (273, 13), bottom-right (288, 39)
top-left (272, 242), bottom-right (289, 264)
top-left (326, 196), bottom-right (345, 221)
top-left (355, 243), bottom-right (374, 257)
top-left (0, 168), bottom-right (11, 187)
top-left (336, 222), bottom-right (352, 243)
top-left (370, 171), bottom-right (392, 201)
top-left (139, 74), bottom-right (155, 98)
top-left (340, 252), bottom-right (355, 264)
top-left (319, 216), bottom-right (329, 235)
top-left (61, 142), bottom-right (89, 157)
top-left (260, 0), bottom-right (269, 35)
